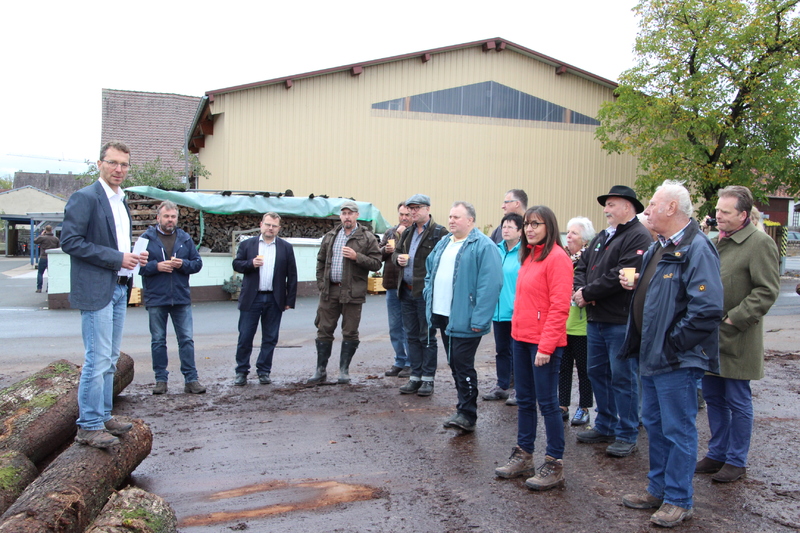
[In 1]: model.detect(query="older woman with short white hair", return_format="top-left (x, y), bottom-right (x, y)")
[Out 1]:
top-left (559, 217), bottom-right (596, 426)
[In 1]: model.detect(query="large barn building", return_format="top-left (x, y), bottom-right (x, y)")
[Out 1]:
top-left (187, 38), bottom-right (638, 232)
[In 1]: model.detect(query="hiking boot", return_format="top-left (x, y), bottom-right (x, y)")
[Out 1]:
top-left (184, 381), bottom-right (207, 394)
top-left (399, 379), bottom-right (422, 394)
top-left (75, 428), bottom-right (119, 449)
top-left (385, 365), bottom-right (403, 376)
top-left (442, 412), bottom-right (460, 428)
top-left (571, 407), bottom-right (590, 426)
top-left (446, 413), bottom-right (475, 432)
top-left (398, 366), bottom-right (411, 378)
top-left (525, 456), bottom-right (565, 491)
top-left (308, 339), bottom-right (333, 384)
top-left (711, 464), bottom-right (746, 483)
top-left (104, 418), bottom-right (132, 436)
top-left (650, 503), bottom-right (694, 527)
top-left (495, 446), bottom-right (535, 478)
top-left (234, 373), bottom-right (247, 386)
top-left (622, 490), bottom-right (663, 509)
top-left (258, 373), bottom-right (272, 385)
top-left (482, 385), bottom-right (509, 401)
top-left (576, 428), bottom-right (615, 444)
top-left (505, 389), bottom-right (517, 406)
top-left (416, 381), bottom-right (434, 396)
top-left (152, 381), bottom-right (168, 395)
top-left (607, 440), bottom-right (637, 457)
top-left (695, 456), bottom-right (725, 474)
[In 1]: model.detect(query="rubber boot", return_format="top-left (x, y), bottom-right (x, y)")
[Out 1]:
top-left (307, 339), bottom-right (333, 384)
top-left (337, 340), bottom-right (359, 384)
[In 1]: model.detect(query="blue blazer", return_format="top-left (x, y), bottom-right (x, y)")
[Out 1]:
top-left (233, 236), bottom-right (298, 312)
top-left (60, 180), bottom-right (130, 311)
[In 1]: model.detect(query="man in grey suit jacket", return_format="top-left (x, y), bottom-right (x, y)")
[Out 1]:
top-left (232, 212), bottom-right (298, 385)
top-left (61, 141), bottom-right (148, 449)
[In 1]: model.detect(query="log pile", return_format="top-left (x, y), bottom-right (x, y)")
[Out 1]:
top-left (127, 192), bottom-right (375, 253)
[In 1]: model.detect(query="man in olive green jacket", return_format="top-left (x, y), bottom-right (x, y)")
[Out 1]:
top-left (696, 186), bottom-right (780, 483)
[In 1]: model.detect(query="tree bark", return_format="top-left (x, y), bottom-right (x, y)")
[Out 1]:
top-left (85, 487), bottom-right (177, 533)
top-left (0, 419), bottom-right (152, 533)
top-left (0, 451), bottom-right (37, 515)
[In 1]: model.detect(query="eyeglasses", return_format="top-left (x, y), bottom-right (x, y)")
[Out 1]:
top-left (407, 205), bottom-right (426, 211)
top-left (101, 160), bottom-right (131, 170)
top-left (524, 221), bottom-right (545, 229)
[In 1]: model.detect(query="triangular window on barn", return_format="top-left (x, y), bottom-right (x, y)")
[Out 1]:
top-left (372, 81), bottom-right (600, 126)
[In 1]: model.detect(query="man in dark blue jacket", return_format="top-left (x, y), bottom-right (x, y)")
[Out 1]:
top-left (140, 201), bottom-right (205, 395)
top-left (233, 212), bottom-right (298, 386)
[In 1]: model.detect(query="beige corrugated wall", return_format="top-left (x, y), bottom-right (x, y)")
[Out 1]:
top-left (199, 46), bottom-right (639, 233)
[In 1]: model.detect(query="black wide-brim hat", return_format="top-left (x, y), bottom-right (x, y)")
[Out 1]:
top-left (597, 185), bottom-right (645, 214)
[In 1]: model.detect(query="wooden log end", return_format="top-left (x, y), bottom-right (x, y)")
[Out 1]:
top-left (86, 487), bottom-right (177, 533)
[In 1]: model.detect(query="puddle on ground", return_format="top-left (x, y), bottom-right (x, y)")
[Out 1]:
top-left (178, 479), bottom-right (381, 527)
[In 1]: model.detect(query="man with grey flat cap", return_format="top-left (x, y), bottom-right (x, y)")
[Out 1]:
top-left (308, 201), bottom-right (382, 385)
top-left (392, 194), bottom-right (447, 397)
top-left (573, 185), bottom-right (653, 457)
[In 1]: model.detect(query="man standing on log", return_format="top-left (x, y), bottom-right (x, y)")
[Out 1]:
top-left (308, 201), bottom-right (381, 385)
top-left (140, 201), bottom-right (206, 395)
top-left (61, 141), bottom-right (148, 449)
top-left (232, 212), bottom-right (298, 386)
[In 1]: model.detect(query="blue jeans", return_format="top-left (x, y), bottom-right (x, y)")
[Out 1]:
top-left (399, 289), bottom-right (438, 379)
top-left (492, 321), bottom-right (513, 390)
top-left (702, 375), bottom-right (753, 468)
top-left (148, 304), bottom-right (198, 383)
top-left (642, 367), bottom-right (702, 509)
top-left (513, 340), bottom-right (565, 459)
top-left (77, 284), bottom-right (127, 430)
top-left (386, 289), bottom-right (408, 367)
top-left (587, 321), bottom-right (639, 443)
top-left (235, 292), bottom-right (284, 375)
top-left (37, 256), bottom-right (48, 291)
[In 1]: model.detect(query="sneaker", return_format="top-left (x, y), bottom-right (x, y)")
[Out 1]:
top-left (505, 389), bottom-right (517, 406)
top-left (385, 365), bottom-right (403, 376)
top-left (695, 456), bottom-right (725, 474)
top-left (184, 381), bottom-right (207, 394)
top-left (571, 407), bottom-right (590, 426)
top-left (525, 456), bottom-right (565, 491)
top-left (398, 366), bottom-right (411, 378)
top-left (607, 440), bottom-right (637, 457)
top-left (495, 446), bottom-right (535, 478)
top-left (75, 428), bottom-right (119, 449)
top-left (152, 381), bottom-right (167, 395)
top-left (650, 503), bottom-right (693, 527)
top-left (399, 379), bottom-right (422, 394)
top-left (258, 373), bottom-right (272, 385)
top-left (482, 385), bottom-right (509, 401)
top-left (711, 464), bottom-right (746, 483)
top-left (417, 381), bottom-right (434, 396)
top-left (104, 417), bottom-right (132, 436)
top-left (576, 428), bottom-right (615, 444)
top-left (622, 490), bottom-right (663, 509)
top-left (446, 413), bottom-right (475, 432)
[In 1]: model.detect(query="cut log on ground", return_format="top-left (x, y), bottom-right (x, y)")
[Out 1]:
top-left (85, 487), bottom-right (177, 533)
top-left (0, 419), bottom-right (152, 533)
top-left (0, 450), bottom-right (37, 515)
top-left (0, 354), bottom-right (134, 465)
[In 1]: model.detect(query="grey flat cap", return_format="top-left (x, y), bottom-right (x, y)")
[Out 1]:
top-left (340, 201), bottom-right (359, 213)
top-left (405, 194), bottom-right (431, 206)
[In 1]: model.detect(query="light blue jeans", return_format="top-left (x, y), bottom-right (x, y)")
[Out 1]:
top-left (149, 304), bottom-right (198, 383)
top-left (77, 284), bottom-right (127, 430)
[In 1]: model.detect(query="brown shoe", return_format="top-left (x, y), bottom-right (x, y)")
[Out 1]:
top-left (711, 464), bottom-right (746, 483)
top-left (104, 417), bottom-right (132, 436)
top-left (695, 456), bottom-right (724, 474)
top-left (525, 456), bottom-right (564, 491)
top-left (622, 490), bottom-right (663, 509)
top-left (650, 503), bottom-right (693, 527)
top-left (75, 428), bottom-right (119, 449)
top-left (495, 446), bottom-right (535, 478)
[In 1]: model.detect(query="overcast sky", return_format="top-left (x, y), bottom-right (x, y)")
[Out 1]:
top-left (2, 0), bottom-right (640, 179)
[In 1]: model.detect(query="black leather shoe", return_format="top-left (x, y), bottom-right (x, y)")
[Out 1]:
top-left (258, 373), bottom-right (271, 385)
top-left (399, 379), bottom-right (422, 394)
top-left (234, 373), bottom-right (247, 386)
top-left (385, 365), bottom-right (403, 376)
top-left (417, 381), bottom-right (434, 396)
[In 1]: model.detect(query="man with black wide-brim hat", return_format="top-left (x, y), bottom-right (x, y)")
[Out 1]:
top-left (572, 185), bottom-right (654, 458)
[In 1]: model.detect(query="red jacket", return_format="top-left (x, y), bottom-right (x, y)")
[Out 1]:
top-left (511, 244), bottom-right (573, 355)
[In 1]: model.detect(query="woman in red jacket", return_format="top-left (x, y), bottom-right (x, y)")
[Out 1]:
top-left (494, 206), bottom-right (573, 491)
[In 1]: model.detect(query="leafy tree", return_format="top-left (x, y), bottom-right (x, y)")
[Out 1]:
top-left (75, 151), bottom-right (210, 192)
top-left (0, 174), bottom-right (13, 189)
top-left (596, 0), bottom-right (800, 215)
